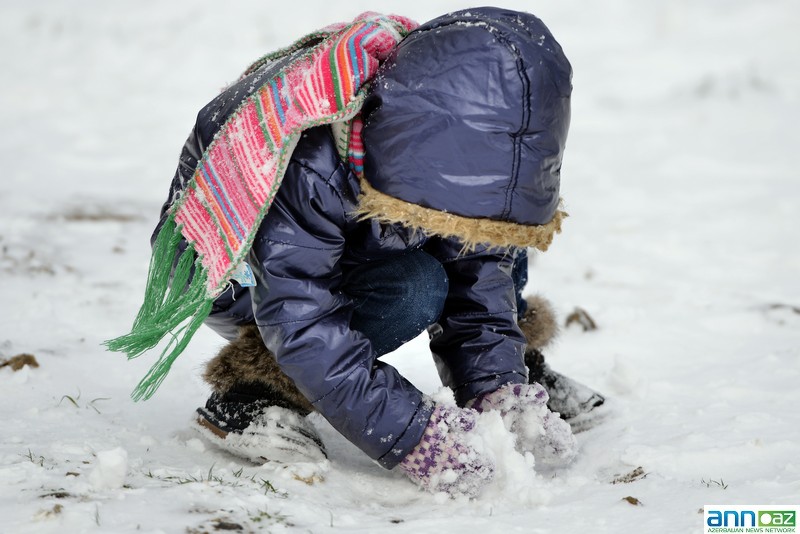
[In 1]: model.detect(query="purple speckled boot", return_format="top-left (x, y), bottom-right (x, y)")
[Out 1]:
top-left (470, 383), bottom-right (578, 466)
top-left (399, 405), bottom-right (494, 498)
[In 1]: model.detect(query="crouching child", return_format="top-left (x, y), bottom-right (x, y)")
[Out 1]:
top-left (107, 7), bottom-right (605, 498)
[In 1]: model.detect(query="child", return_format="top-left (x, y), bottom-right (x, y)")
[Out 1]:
top-left (111, 7), bottom-right (604, 497)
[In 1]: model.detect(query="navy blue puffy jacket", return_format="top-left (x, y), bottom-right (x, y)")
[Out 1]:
top-left (157, 7), bottom-right (571, 468)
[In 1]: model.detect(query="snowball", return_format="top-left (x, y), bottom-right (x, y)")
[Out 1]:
top-left (88, 447), bottom-right (128, 490)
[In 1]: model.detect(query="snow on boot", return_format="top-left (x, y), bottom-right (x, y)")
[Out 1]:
top-left (526, 348), bottom-right (607, 432)
top-left (194, 325), bottom-right (326, 463)
top-left (194, 387), bottom-right (327, 464)
top-left (470, 383), bottom-right (577, 466)
top-left (399, 404), bottom-right (495, 498)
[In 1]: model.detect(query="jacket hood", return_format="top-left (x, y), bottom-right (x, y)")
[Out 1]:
top-left (358, 7), bottom-right (572, 250)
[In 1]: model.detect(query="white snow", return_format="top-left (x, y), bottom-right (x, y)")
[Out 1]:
top-left (2, 0), bottom-right (799, 532)
top-left (88, 448), bottom-right (129, 490)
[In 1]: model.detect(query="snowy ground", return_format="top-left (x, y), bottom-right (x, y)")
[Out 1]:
top-left (1, 0), bottom-right (798, 532)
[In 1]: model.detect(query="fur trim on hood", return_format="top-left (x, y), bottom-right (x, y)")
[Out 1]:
top-left (355, 177), bottom-right (567, 251)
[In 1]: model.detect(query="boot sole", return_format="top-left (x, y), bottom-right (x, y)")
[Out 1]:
top-left (193, 407), bottom-right (328, 464)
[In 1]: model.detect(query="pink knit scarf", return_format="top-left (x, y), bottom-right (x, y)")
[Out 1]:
top-left (106, 13), bottom-right (417, 400)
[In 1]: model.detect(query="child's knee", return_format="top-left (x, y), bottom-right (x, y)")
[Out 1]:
top-left (401, 250), bottom-right (448, 325)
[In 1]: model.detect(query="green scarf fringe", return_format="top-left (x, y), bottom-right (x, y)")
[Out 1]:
top-left (104, 216), bottom-right (214, 401)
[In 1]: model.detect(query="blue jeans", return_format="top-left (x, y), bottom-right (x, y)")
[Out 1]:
top-left (345, 248), bottom-right (529, 356)
top-left (343, 250), bottom-right (449, 355)
top-left (206, 248), bottom-right (529, 352)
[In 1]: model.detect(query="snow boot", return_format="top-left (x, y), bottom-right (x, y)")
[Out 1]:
top-left (518, 296), bottom-right (607, 431)
top-left (525, 348), bottom-right (606, 431)
top-left (194, 325), bottom-right (327, 463)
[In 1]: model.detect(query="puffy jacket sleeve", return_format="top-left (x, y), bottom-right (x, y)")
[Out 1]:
top-left (248, 142), bottom-right (432, 469)
top-left (425, 239), bottom-right (528, 406)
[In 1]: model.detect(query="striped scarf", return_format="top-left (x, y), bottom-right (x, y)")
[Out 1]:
top-left (106, 13), bottom-right (417, 401)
